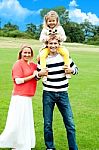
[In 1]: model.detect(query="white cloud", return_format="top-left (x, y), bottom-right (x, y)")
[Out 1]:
top-left (0, 0), bottom-right (40, 23)
top-left (69, 0), bottom-right (99, 25)
top-left (69, 0), bottom-right (78, 7)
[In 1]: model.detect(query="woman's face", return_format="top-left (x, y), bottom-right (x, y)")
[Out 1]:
top-left (21, 47), bottom-right (32, 62)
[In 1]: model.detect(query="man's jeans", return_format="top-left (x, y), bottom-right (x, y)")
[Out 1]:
top-left (43, 90), bottom-right (78, 150)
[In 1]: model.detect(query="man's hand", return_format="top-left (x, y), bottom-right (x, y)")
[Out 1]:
top-left (63, 65), bottom-right (73, 74)
top-left (33, 70), bottom-right (38, 77)
top-left (38, 68), bottom-right (48, 77)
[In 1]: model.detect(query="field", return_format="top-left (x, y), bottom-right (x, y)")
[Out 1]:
top-left (0, 37), bottom-right (99, 150)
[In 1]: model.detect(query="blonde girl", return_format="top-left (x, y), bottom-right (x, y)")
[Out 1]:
top-left (39, 10), bottom-right (71, 79)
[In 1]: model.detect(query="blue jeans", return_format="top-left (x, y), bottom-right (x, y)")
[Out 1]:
top-left (42, 90), bottom-right (78, 150)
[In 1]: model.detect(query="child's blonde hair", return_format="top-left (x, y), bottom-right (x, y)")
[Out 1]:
top-left (43, 10), bottom-right (60, 28)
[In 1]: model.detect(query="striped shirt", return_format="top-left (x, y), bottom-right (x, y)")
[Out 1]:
top-left (37, 53), bottom-right (78, 92)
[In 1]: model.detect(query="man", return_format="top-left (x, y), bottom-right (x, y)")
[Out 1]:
top-left (38, 35), bottom-right (78, 150)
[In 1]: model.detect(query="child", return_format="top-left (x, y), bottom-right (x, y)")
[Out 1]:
top-left (39, 10), bottom-right (71, 79)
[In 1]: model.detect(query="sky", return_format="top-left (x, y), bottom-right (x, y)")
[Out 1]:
top-left (0, 0), bottom-right (99, 31)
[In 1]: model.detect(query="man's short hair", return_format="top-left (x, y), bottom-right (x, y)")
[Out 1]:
top-left (45, 34), bottom-right (60, 45)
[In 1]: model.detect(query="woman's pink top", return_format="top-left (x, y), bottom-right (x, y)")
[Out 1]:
top-left (12, 59), bottom-right (37, 96)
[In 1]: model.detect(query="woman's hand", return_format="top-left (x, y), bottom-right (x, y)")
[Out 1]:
top-left (33, 70), bottom-right (38, 77)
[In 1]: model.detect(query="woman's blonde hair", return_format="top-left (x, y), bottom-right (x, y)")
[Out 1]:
top-left (43, 10), bottom-right (60, 28)
top-left (18, 45), bottom-right (34, 60)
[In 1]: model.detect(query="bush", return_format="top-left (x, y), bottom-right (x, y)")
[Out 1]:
top-left (87, 35), bottom-right (99, 45)
top-left (0, 30), bottom-right (34, 39)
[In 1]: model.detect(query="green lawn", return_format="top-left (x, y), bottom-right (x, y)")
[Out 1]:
top-left (0, 37), bottom-right (99, 150)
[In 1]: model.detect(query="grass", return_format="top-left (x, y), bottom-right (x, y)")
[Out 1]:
top-left (0, 37), bottom-right (99, 150)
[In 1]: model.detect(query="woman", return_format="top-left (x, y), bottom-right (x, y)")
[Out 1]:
top-left (0, 45), bottom-right (38, 150)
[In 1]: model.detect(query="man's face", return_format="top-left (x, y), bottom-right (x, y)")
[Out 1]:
top-left (47, 39), bottom-right (59, 53)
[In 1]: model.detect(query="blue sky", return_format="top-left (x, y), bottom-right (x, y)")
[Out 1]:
top-left (0, 0), bottom-right (99, 30)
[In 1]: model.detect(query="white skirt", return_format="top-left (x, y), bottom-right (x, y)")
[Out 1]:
top-left (0, 95), bottom-right (35, 150)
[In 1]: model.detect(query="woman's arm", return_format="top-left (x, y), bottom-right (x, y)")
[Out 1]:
top-left (15, 71), bottom-right (38, 84)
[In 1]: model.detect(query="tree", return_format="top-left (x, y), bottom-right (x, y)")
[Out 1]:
top-left (0, 18), bottom-right (1, 29)
top-left (80, 19), bottom-right (94, 40)
top-left (40, 6), bottom-right (67, 19)
top-left (53, 6), bottom-right (66, 16)
top-left (92, 25), bottom-right (99, 36)
top-left (26, 23), bottom-right (36, 35)
top-left (34, 24), bottom-right (43, 39)
top-left (86, 25), bottom-right (99, 45)
top-left (60, 10), bottom-right (69, 26)
top-left (40, 8), bottom-right (50, 19)
top-left (3, 22), bottom-right (19, 31)
top-left (64, 22), bottom-right (85, 43)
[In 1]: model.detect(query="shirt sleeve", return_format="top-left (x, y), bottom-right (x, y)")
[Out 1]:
top-left (69, 58), bottom-right (79, 75)
top-left (15, 78), bottom-right (24, 84)
top-left (12, 61), bottom-right (23, 80)
top-left (58, 26), bottom-right (67, 42)
top-left (39, 28), bottom-right (48, 42)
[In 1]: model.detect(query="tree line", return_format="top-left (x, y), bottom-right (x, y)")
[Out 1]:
top-left (0, 6), bottom-right (99, 45)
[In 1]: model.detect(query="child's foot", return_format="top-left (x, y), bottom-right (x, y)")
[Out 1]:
top-left (66, 74), bottom-right (71, 79)
top-left (41, 68), bottom-right (48, 82)
top-left (63, 65), bottom-right (71, 79)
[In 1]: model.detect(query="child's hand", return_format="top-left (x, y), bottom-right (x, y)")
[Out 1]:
top-left (55, 34), bottom-right (62, 41)
top-left (46, 36), bottom-right (50, 41)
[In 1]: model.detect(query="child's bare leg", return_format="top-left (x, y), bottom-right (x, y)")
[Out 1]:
top-left (64, 65), bottom-right (71, 79)
top-left (41, 68), bottom-right (48, 82)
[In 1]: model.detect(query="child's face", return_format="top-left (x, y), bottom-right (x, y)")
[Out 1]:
top-left (47, 17), bottom-right (57, 29)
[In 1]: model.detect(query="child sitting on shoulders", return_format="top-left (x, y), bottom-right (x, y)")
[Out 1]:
top-left (39, 10), bottom-right (71, 80)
